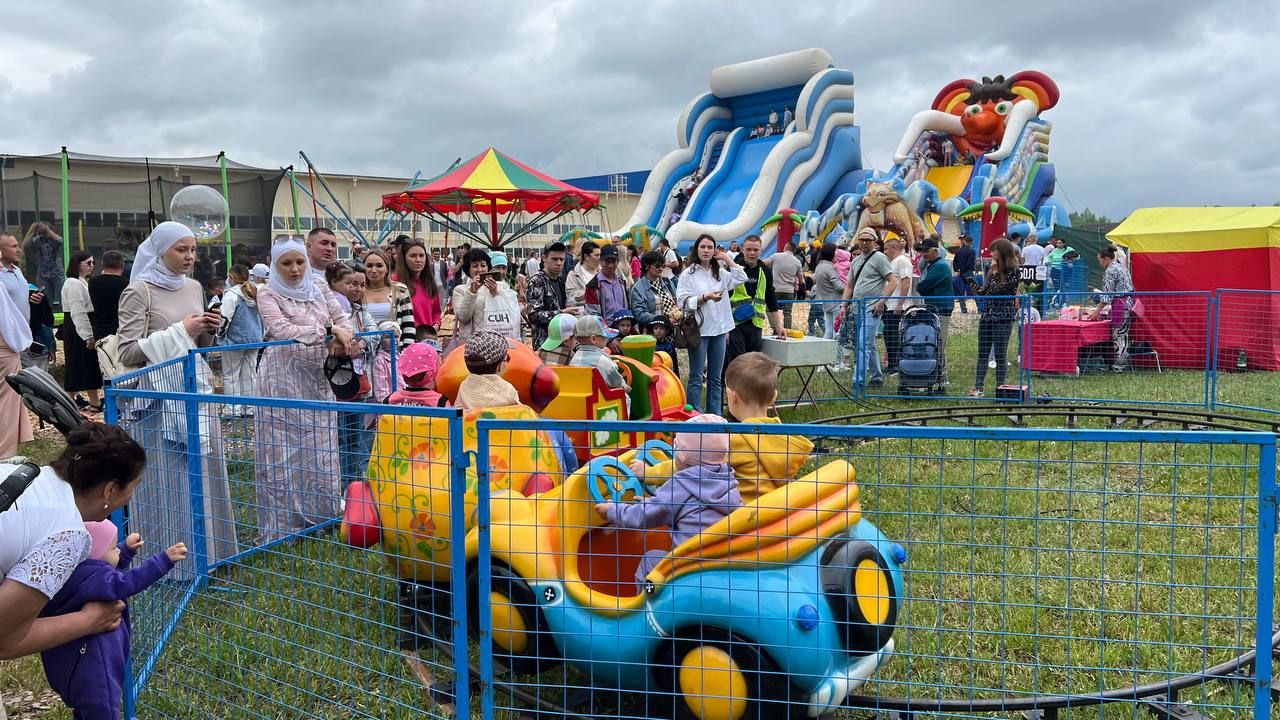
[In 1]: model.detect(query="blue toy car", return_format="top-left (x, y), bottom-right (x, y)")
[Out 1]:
top-left (469, 444), bottom-right (905, 719)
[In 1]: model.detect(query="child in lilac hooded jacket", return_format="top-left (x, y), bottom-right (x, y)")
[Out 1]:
top-left (40, 520), bottom-right (186, 720)
top-left (596, 414), bottom-right (741, 586)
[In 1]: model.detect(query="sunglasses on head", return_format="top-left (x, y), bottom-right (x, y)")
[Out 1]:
top-left (328, 260), bottom-right (366, 273)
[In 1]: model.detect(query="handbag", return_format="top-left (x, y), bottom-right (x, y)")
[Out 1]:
top-left (654, 280), bottom-right (680, 320)
top-left (673, 308), bottom-right (702, 349)
top-left (480, 289), bottom-right (522, 340)
top-left (97, 283), bottom-right (152, 380)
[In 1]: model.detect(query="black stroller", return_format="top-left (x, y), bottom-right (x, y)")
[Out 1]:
top-left (897, 307), bottom-right (944, 395)
top-left (1, 367), bottom-right (86, 511)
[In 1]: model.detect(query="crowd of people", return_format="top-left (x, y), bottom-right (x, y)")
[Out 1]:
top-left (0, 216), bottom-right (1139, 718)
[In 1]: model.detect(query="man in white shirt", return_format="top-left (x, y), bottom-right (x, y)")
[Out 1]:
top-left (882, 237), bottom-right (917, 375)
top-left (659, 238), bottom-right (680, 280)
top-left (0, 233), bottom-right (34, 327)
top-left (306, 228), bottom-right (338, 284)
top-left (431, 248), bottom-right (450, 289)
top-left (1020, 233), bottom-right (1048, 314)
top-left (523, 253), bottom-right (541, 278)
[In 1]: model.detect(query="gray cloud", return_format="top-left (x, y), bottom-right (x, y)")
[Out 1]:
top-left (2, 0), bottom-right (1278, 217)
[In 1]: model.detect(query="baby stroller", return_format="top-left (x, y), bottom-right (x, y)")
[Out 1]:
top-left (897, 307), bottom-right (943, 395)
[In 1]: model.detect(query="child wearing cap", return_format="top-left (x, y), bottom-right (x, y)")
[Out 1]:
top-left (387, 342), bottom-right (448, 407)
top-left (415, 324), bottom-right (441, 352)
top-left (606, 309), bottom-right (635, 355)
top-left (569, 315), bottom-right (630, 401)
top-left (596, 413), bottom-right (741, 586)
top-left (40, 521), bottom-right (187, 720)
top-left (456, 330), bottom-right (522, 411)
top-left (647, 316), bottom-right (680, 375)
top-left (538, 313), bottom-right (579, 366)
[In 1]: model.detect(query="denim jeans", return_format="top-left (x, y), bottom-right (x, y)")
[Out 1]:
top-left (685, 332), bottom-right (728, 413)
top-left (855, 304), bottom-right (883, 387)
top-left (807, 300), bottom-right (824, 335)
top-left (338, 410), bottom-right (376, 484)
top-left (975, 317), bottom-right (1014, 389)
top-left (776, 291), bottom-right (796, 329)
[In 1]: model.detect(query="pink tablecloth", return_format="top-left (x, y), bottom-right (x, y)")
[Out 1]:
top-left (1025, 320), bottom-right (1113, 373)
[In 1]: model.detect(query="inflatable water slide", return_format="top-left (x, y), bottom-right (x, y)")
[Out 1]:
top-left (810, 70), bottom-right (1071, 246)
top-left (612, 49), bottom-right (868, 255)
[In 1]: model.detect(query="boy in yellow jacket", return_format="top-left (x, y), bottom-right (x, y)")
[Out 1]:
top-left (635, 352), bottom-right (813, 503)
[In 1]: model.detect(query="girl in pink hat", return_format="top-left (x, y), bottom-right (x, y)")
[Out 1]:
top-left (387, 342), bottom-right (448, 407)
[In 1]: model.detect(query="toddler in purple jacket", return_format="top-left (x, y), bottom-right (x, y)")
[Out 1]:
top-left (596, 413), bottom-right (742, 586)
top-left (40, 520), bottom-right (187, 720)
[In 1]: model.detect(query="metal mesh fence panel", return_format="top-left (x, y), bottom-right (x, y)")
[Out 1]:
top-left (472, 418), bottom-right (1276, 720)
top-left (104, 343), bottom-right (469, 720)
top-left (1212, 290), bottom-right (1280, 415)
top-left (1027, 291), bottom-right (1212, 406)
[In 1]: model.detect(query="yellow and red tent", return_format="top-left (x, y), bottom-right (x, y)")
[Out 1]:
top-left (1108, 207), bottom-right (1280, 369)
top-left (381, 147), bottom-right (599, 248)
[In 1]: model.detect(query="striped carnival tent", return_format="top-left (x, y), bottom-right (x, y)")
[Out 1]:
top-left (381, 148), bottom-right (599, 249)
top-left (1109, 207), bottom-right (1280, 370)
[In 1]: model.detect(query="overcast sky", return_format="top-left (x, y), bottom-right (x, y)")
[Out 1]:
top-left (1, 1), bottom-right (1277, 219)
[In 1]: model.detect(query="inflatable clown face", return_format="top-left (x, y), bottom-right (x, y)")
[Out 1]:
top-left (893, 71), bottom-right (1060, 165)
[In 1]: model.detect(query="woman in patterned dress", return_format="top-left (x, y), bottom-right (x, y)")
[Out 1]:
top-left (253, 238), bottom-right (355, 543)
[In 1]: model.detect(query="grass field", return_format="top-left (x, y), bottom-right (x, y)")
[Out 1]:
top-left (3, 316), bottom-right (1277, 720)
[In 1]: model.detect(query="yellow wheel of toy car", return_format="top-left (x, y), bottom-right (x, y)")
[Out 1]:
top-left (466, 563), bottom-right (560, 676)
top-left (820, 540), bottom-right (898, 653)
top-left (665, 629), bottom-right (801, 720)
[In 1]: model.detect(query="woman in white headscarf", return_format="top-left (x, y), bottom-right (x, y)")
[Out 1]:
top-left (253, 237), bottom-right (354, 543)
top-left (115, 221), bottom-right (239, 576)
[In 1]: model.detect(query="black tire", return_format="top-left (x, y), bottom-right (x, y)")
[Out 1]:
top-left (655, 628), bottom-right (803, 720)
top-left (820, 540), bottom-right (898, 653)
top-left (465, 562), bottom-right (560, 676)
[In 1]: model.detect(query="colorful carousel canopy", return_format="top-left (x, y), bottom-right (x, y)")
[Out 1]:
top-left (381, 148), bottom-right (600, 248)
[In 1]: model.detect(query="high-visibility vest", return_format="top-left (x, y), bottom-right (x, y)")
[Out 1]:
top-left (729, 265), bottom-right (768, 328)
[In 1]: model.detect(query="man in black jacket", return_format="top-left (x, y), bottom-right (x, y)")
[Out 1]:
top-left (525, 241), bottom-right (579, 349)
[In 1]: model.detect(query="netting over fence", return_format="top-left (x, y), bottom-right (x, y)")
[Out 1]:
top-left (100, 355), bottom-right (1278, 720)
top-left (2, 157), bottom-right (284, 292)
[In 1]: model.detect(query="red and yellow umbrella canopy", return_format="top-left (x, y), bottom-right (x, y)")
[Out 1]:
top-left (381, 148), bottom-right (599, 216)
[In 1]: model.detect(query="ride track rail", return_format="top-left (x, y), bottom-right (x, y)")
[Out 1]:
top-left (403, 402), bottom-right (1280, 720)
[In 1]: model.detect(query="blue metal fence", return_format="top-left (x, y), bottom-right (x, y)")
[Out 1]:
top-left (98, 344), bottom-right (1278, 719)
top-left (782, 289), bottom-right (1280, 414)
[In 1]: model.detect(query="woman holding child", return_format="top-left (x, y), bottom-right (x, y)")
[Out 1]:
top-left (0, 424), bottom-right (144, 660)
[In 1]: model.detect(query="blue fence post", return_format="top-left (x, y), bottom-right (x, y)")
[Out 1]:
top-left (1255, 440), bottom-right (1277, 720)
top-left (447, 411), bottom-right (472, 720)
top-left (182, 350), bottom-right (209, 583)
top-left (853, 297), bottom-right (865, 399)
top-left (475, 420), bottom-right (495, 720)
top-left (1206, 291), bottom-right (1219, 410)
top-left (104, 379), bottom-right (137, 720)
top-left (1021, 297), bottom-right (1032, 400)
top-left (388, 330), bottom-right (398, 395)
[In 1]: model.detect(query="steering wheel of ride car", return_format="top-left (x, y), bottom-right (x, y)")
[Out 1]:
top-left (636, 439), bottom-right (673, 467)
top-left (586, 455), bottom-right (650, 504)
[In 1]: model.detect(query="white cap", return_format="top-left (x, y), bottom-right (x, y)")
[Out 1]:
top-left (250, 263), bottom-right (270, 278)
